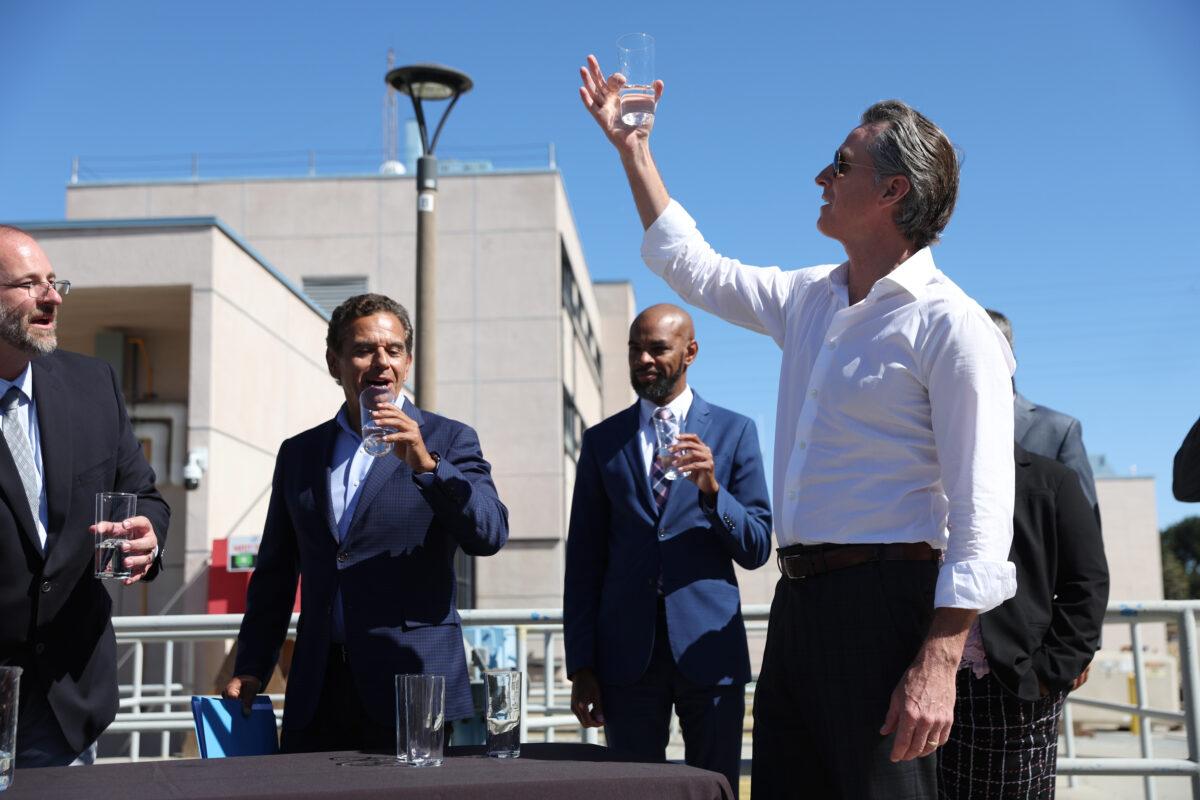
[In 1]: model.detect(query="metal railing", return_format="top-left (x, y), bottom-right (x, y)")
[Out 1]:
top-left (110, 601), bottom-right (1200, 797)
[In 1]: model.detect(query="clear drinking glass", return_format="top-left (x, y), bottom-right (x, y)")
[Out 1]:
top-left (393, 673), bottom-right (420, 764)
top-left (484, 670), bottom-right (522, 758)
top-left (652, 416), bottom-right (682, 481)
top-left (403, 675), bottom-right (445, 767)
top-left (94, 492), bottom-right (137, 579)
top-left (360, 386), bottom-right (396, 457)
top-left (616, 33), bottom-right (656, 127)
top-left (0, 666), bottom-right (19, 791)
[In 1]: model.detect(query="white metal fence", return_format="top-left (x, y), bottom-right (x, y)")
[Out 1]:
top-left (110, 601), bottom-right (1200, 798)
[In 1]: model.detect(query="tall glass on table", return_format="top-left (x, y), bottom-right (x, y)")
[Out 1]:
top-left (484, 669), bottom-right (522, 758)
top-left (616, 33), bottom-right (656, 127)
top-left (0, 666), bottom-right (19, 791)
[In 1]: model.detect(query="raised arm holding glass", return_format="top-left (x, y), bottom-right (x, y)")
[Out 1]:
top-left (578, 52), bottom-right (1016, 798)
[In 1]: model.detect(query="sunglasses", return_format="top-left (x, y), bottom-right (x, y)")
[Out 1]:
top-left (832, 150), bottom-right (874, 178)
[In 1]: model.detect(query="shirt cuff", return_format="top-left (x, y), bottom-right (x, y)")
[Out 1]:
top-left (934, 559), bottom-right (1016, 612)
top-left (640, 199), bottom-right (696, 266)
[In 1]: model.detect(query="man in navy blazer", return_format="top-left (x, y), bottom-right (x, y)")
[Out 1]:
top-left (565, 304), bottom-right (772, 796)
top-left (225, 294), bottom-right (509, 752)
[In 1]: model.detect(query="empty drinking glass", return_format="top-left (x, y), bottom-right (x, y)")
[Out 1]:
top-left (484, 670), bottom-right (522, 758)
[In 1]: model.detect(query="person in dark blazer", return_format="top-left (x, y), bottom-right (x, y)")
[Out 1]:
top-left (939, 444), bottom-right (1109, 798)
top-left (0, 226), bottom-right (169, 768)
top-left (987, 309), bottom-right (1099, 517)
top-left (224, 293), bottom-right (508, 753)
top-left (564, 304), bottom-right (772, 797)
top-left (1174, 416), bottom-right (1200, 502)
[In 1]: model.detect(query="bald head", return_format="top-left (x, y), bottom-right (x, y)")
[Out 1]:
top-left (0, 225), bottom-right (64, 373)
top-left (628, 303), bottom-right (698, 405)
top-left (630, 303), bottom-right (695, 341)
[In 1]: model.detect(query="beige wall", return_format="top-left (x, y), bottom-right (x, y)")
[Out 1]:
top-left (594, 281), bottom-right (636, 419)
top-left (34, 224), bottom-right (340, 615)
top-left (1096, 475), bottom-right (1165, 652)
top-left (65, 171), bottom-right (619, 611)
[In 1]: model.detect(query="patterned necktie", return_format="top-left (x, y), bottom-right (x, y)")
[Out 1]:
top-left (651, 407), bottom-right (675, 512)
top-left (1, 386), bottom-right (43, 532)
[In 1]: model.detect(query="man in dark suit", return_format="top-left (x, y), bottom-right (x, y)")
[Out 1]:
top-left (1174, 416), bottom-right (1200, 502)
top-left (987, 309), bottom-right (1099, 516)
top-left (564, 304), bottom-right (772, 796)
top-left (940, 444), bottom-right (1108, 797)
top-left (0, 226), bottom-right (169, 768)
top-left (224, 293), bottom-right (509, 752)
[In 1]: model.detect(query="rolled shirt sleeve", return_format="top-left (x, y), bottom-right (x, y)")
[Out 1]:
top-left (924, 304), bottom-right (1018, 612)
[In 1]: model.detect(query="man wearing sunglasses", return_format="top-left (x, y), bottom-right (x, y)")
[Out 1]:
top-left (578, 59), bottom-right (1016, 798)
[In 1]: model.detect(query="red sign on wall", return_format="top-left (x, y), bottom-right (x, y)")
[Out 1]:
top-left (207, 538), bottom-right (300, 614)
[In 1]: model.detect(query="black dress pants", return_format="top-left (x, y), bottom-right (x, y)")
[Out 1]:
top-left (751, 559), bottom-right (939, 799)
top-left (281, 645), bottom-right (394, 754)
top-left (602, 599), bottom-right (746, 799)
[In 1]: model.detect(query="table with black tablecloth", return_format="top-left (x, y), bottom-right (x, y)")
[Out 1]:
top-left (3, 743), bottom-right (733, 800)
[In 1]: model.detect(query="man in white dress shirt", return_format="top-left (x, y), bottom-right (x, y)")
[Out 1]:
top-left (578, 58), bottom-right (1016, 798)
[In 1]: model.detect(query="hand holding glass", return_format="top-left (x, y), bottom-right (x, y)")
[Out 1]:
top-left (484, 670), bottom-right (522, 758)
top-left (616, 33), bottom-right (656, 127)
top-left (652, 416), bottom-right (685, 480)
top-left (94, 492), bottom-right (137, 579)
top-left (360, 386), bottom-right (396, 457)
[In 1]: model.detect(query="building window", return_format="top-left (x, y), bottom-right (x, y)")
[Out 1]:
top-left (561, 243), bottom-right (602, 379)
top-left (302, 276), bottom-right (369, 315)
top-left (563, 387), bottom-right (584, 462)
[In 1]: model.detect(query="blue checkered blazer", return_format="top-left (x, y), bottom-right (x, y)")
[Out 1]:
top-left (234, 399), bottom-right (509, 739)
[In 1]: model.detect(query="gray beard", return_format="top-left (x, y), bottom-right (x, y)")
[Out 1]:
top-left (0, 307), bottom-right (57, 356)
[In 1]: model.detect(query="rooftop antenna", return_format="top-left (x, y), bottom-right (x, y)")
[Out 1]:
top-left (380, 48), bottom-right (405, 175)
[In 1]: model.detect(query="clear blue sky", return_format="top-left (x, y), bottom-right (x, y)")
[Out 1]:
top-left (2, 0), bottom-right (1198, 528)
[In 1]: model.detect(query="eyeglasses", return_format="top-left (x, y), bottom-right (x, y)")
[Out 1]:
top-left (0, 280), bottom-right (71, 298)
top-left (831, 150), bottom-right (874, 178)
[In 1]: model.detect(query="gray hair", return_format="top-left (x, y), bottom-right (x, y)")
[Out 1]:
top-left (860, 100), bottom-right (959, 249)
top-left (326, 293), bottom-right (414, 355)
top-left (985, 308), bottom-right (1013, 350)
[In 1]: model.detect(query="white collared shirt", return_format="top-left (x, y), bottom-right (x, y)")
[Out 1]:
top-left (637, 386), bottom-right (694, 477)
top-left (0, 365), bottom-right (48, 549)
top-left (642, 200), bottom-right (1017, 611)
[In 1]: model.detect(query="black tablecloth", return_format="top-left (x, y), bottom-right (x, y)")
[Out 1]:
top-left (3, 743), bottom-right (733, 800)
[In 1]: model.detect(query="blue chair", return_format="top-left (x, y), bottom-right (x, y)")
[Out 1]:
top-left (191, 696), bottom-right (279, 758)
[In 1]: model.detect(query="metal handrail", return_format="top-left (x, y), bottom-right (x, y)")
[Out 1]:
top-left (108, 602), bottom-right (1200, 797)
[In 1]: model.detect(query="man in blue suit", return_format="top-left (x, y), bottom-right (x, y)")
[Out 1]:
top-left (564, 303), bottom-right (772, 796)
top-left (224, 293), bottom-right (509, 752)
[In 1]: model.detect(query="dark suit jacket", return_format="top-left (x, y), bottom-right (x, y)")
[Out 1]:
top-left (233, 400), bottom-right (509, 741)
top-left (981, 445), bottom-right (1109, 701)
top-left (1015, 392), bottom-right (1099, 518)
top-left (564, 392), bottom-right (772, 688)
top-left (1174, 415), bottom-right (1200, 502)
top-left (0, 351), bottom-right (170, 753)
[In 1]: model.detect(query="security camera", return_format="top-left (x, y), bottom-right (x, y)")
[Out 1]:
top-left (183, 448), bottom-right (208, 491)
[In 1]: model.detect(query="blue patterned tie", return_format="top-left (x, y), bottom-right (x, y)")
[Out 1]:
top-left (651, 407), bottom-right (674, 512)
top-left (1, 387), bottom-right (43, 539)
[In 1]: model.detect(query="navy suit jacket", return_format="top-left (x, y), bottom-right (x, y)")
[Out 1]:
top-left (0, 351), bottom-right (169, 753)
top-left (1015, 392), bottom-right (1099, 517)
top-left (233, 400), bottom-right (508, 738)
top-left (564, 392), bottom-right (772, 688)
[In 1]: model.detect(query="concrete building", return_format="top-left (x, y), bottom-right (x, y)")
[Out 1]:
top-left (49, 165), bottom-right (634, 617)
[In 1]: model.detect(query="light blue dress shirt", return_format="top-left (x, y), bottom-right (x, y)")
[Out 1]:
top-left (328, 407), bottom-right (378, 644)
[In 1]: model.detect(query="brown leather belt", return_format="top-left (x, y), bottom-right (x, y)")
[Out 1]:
top-left (777, 542), bottom-right (938, 580)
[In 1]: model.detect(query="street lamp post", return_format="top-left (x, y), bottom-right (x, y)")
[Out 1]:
top-left (385, 63), bottom-right (473, 411)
